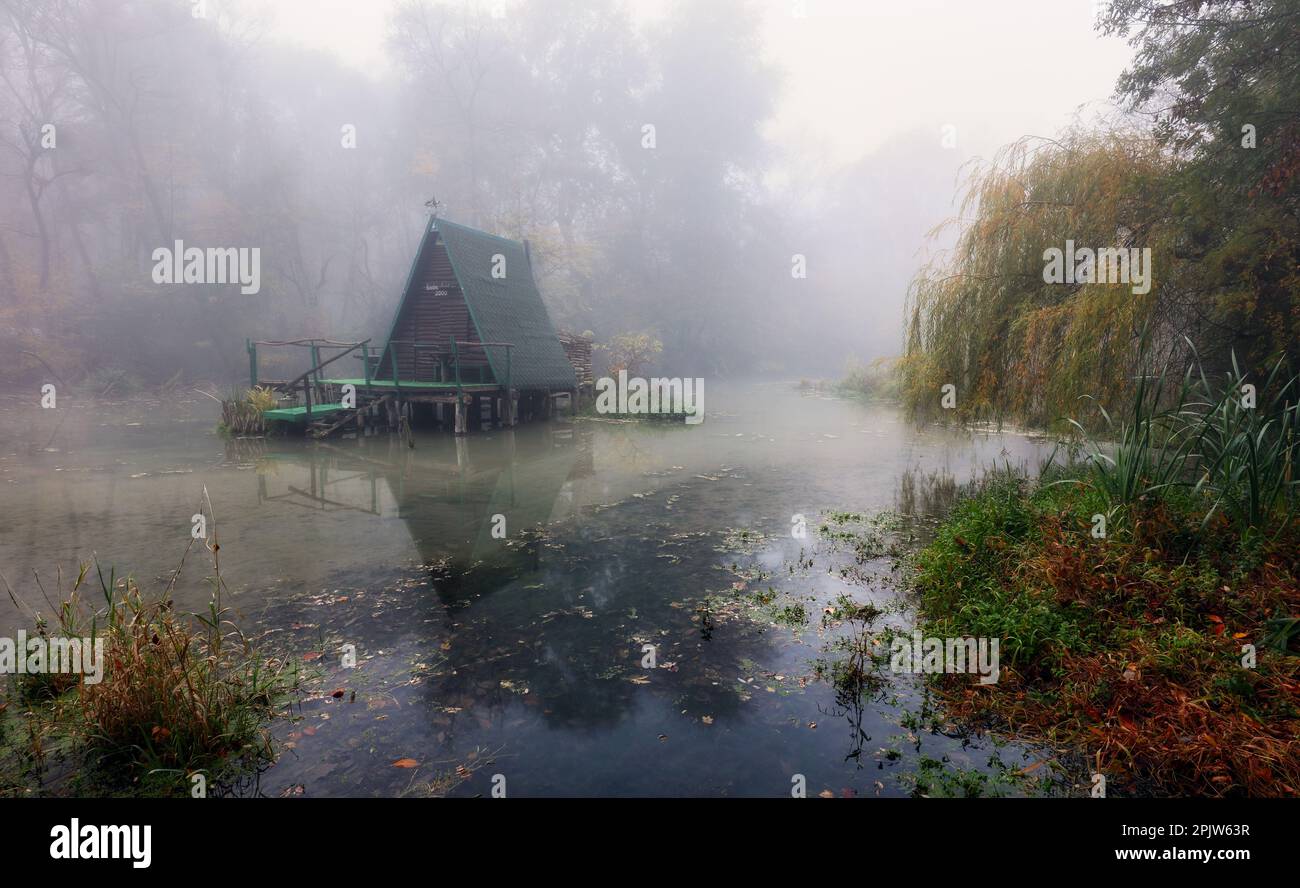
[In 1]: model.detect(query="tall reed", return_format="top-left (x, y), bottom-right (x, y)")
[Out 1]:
top-left (1058, 337), bottom-right (1298, 532)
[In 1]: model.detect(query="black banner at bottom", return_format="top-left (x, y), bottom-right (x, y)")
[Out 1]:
top-left (5, 799), bottom-right (1283, 874)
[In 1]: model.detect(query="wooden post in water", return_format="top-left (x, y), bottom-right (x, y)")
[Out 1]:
top-left (389, 347), bottom-right (402, 432)
top-left (454, 395), bottom-right (467, 436)
top-left (310, 344), bottom-right (322, 389)
top-left (451, 337), bottom-right (462, 405)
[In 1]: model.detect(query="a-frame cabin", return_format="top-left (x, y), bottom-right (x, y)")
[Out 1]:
top-left (254, 217), bottom-right (578, 435)
top-left (377, 217), bottom-right (576, 391)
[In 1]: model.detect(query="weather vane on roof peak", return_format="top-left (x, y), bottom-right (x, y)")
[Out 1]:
top-left (424, 194), bottom-right (441, 218)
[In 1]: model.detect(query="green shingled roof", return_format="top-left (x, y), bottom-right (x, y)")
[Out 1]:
top-left (431, 218), bottom-right (576, 391)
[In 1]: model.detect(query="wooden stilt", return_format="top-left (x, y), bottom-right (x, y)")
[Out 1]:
top-left (454, 397), bottom-right (467, 436)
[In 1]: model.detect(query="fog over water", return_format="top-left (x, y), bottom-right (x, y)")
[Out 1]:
top-left (0, 383), bottom-right (1056, 796)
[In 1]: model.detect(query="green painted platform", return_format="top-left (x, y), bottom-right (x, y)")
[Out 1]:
top-left (263, 403), bottom-right (347, 423)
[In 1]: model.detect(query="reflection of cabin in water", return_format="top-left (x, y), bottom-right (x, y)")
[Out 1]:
top-left (250, 216), bottom-right (581, 436)
top-left (247, 425), bottom-right (588, 570)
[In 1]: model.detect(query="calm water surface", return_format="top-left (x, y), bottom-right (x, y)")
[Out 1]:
top-left (0, 382), bottom-right (1058, 797)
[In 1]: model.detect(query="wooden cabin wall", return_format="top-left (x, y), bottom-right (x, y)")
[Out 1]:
top-left (385, 234), bottom-right (491, 381)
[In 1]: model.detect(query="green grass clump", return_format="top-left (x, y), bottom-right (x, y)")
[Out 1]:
top-left (1, 507), bottom-right (297, 797)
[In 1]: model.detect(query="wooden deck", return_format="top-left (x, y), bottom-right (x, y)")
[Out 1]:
top-left (247, 337), bottom-right (572, 437)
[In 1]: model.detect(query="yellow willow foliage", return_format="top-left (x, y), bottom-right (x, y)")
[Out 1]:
top-left (903, 127), bottom-right (1187, 429)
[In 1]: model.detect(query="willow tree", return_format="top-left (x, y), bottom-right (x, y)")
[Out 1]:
top-left (1103, 0), bottom-right (1300, 376)
top-left (900, 127), bottom-right (1202, 428)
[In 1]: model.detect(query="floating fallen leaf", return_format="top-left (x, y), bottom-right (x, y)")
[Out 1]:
top-left (701, 715), bottom-right (713, 725)
top-left (331, 688), bottom-right (345, 698)
top-left (392, 758), bottom-right (419, 768)
top-left (818, 789), bottom-right (834, 798)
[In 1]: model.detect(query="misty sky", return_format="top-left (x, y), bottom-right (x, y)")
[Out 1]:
top-left (0, 0), bottom-right (1146, 382)
top-left (250, 0), bottom-right (1135, 168)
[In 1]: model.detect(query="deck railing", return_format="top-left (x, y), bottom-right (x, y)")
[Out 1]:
top-left (371, 339), bottom-right (514, 400)
top-left (247, 338), bottom-right (369, 418)
top-left (249, 337), bottom-right (515, 419)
